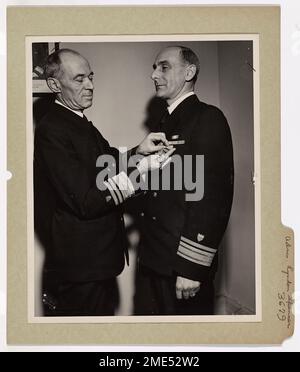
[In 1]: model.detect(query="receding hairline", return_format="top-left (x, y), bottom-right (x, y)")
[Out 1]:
top-left (155, 46), bottom-right (182, 60)
top-left (155, 45), bottom-right (200, 82)
top-left (44, 48), bottom-right (90, 79)
top-left (59, 49), bottom-right (86, 62)
top-left (58, 49), bottom-right (90, 69)
top-left (155, 46), bottom-right (197, 65)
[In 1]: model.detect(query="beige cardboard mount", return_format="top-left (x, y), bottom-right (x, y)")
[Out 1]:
top-left (7, 6), bottom-right (294, 345)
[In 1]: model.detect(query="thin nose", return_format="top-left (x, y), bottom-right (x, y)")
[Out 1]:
top-left (151, 68), bottom-right (159, 81)
top-left (85, 77), bottom-right (94, 90)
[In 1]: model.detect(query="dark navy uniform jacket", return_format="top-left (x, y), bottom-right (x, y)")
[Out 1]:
top-left (139, 95), bottom-right (234, 282)
top-left (34, 103), bottom-right (137, 283)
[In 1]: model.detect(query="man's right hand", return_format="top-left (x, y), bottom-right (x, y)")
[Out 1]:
top-left (137, 147), bottom-right (175, 175)
top-left (136, 132), bottom-right (170, 156)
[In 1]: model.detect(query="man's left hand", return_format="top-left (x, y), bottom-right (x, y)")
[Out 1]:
top-left (176, 276), bottom-right (201, 300)
top-left (137, 132), bottom-right (170, 156)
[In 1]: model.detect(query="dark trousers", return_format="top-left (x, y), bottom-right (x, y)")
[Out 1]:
top-left (134, 265), bottom-right (214, 316)
top-left (42, 277), bottom-right (119, 317)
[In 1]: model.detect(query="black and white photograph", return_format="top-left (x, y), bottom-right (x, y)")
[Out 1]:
top-left (28, 36), bottom-right (260, 321)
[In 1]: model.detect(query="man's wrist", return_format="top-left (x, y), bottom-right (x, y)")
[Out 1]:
top-left (136, 145), bottom-right (143, 156)
top-left (136, 160), bottom-right (146, 175)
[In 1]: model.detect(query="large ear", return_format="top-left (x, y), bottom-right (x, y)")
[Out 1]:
top-left (46, 77), bottom-right (61, 94)
top-left (185, 64), bottom-right (197, 82)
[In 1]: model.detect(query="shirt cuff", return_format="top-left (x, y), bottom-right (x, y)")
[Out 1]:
top-left (104, 171), bottom-right (135, 206)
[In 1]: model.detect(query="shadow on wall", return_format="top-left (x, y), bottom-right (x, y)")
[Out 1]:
top-left (33, 95), bottom-right (55, 128)
top-left (214, 234), bottom-right (230, 315)
top-left (122, 95), bottom-right (167, 314)
top-left (143, 96), bottom-right (168, 132)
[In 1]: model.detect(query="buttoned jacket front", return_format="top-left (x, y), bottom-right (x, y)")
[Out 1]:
top-left (139, 95), bottom-right (234, 282)
top-left (34, 103), bottom-right (128, 283)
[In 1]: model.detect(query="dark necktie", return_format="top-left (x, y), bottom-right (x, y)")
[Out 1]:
top-left (159, 109), bottom-right (170, 132)
top-left (83, 114), bottom-right (91, 124)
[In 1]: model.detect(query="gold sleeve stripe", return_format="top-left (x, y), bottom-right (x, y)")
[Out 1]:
top-left (181, 236), bottom-right (217, 254)
top-left (177, 251), bottom-right (211, 267)
top-left (107, 177), bottom-right (124, 204)
top-left (179, 240), bottom-right (215, 259)
top-left (104, 180), bottom-right (119, 206)
top-left (111, 171), bottom-right (135, 200)
top-left (179, 242), bottom-right (215, 261)
top-left (178, 244), bottom-right (213, 266)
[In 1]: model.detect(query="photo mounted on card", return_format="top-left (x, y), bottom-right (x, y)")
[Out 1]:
top-left (7, 6), bottom-right (294, 345)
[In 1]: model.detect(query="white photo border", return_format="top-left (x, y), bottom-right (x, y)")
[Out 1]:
top-left (26, 34), bottom-right (261, 324)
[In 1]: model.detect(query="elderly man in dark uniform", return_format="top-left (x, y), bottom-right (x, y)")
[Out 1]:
top-left (34, 48), bottom-right (173, 316)
top-left (135, 46), bottom-right (234, 315)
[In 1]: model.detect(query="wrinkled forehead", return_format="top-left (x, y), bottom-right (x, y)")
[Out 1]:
top-left (154, 47), bottom-right (183, 65)
top-left (59, 52), bottom-right (92, 77)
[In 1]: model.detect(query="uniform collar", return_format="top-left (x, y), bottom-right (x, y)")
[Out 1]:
top-left (55, 99), bottom-right (84, 118)
top-left (51, 100), bottom-right (92, 135)
top-left (167, 92), bottom-right (195, 115)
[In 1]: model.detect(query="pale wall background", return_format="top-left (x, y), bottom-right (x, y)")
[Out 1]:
top-left (33, 40), bottom-right (255, 316)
